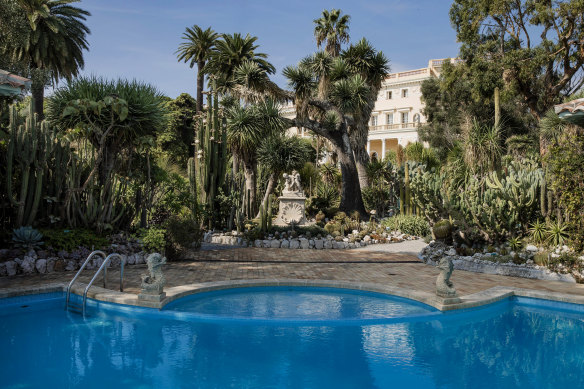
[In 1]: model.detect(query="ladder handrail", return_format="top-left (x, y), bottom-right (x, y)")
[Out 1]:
top-left (82, 253), bottom-right (125, 316)
top-left (66, 250), bottom-right (106, 310)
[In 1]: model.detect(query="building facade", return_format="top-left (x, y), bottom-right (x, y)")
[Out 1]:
top-left (284, 58), bottom-right (457, 160)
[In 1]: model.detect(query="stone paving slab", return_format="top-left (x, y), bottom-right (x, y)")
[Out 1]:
top-left (0, 242), bottom-right (584, 309)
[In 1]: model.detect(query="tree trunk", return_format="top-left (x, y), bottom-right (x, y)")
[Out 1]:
top-left (31, 82), bottom-right (44, 121)
top-left (196, 61), bottom-right (205, 114)
top-left (255, 172), bottom-right (277, 219)
top-left (335, 132), bottom-right (367, 216)
top-left (349, 123), bottom-right (370, 189)
top-left (354, 146), bottom-right (370, 189)
top-left (243, 161), bottom-right (257, 218)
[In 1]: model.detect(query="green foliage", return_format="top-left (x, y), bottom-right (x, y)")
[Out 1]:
top-left (507, 237), bottom-right (523, 252)
top-left (136, 228), bottom-right (167, 254)
top-left (258, 135), bottom-right (313, 175)
top-left (307, 182), bottom-right (340, 215)
top-left (12, 226), bottom-right (43, 250)
top-left (44, 77), bottom-right (167, 232)
top-left (381, 215), bottom-right (430, 237)
top-left (545, 130), bottom-right (584, 250)
top-left (547, 253), bottom-right (583, 276)
top-left (448, 158), bottom-right (543, 242)
top-left (528, 220), bottom-right (546, 244)
top-left (48, 77), bottom-right (166, 143)
top-left (157, 93), bottom-right (196, 166)
top-left (363, 157), bottom-right (398, 216)
top-left (545, 221), bottom-right (569, 248)
top-left (450, 0), bottom-right (584, 117)
top-left (269, 225), bottom-right (327, 238)
top-left (298, 162), bottom-right (320, 196)
top-left (164, 215), bottom-right (203, 259)
top-left (40, 228), bottom-right (108, 252)
top-left (409, 163), bottom-right (445, 222)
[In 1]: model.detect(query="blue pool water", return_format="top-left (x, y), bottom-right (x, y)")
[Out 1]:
top-left (1, 287), bottom-right (584, 388)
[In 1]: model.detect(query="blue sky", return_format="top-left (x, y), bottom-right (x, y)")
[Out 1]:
top-left (75, 0), bottom-right (460, 99)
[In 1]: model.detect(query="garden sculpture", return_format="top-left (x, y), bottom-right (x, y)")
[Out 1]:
top-left (436, 256), bottom-right (457, 298)
top-left (139, 253), bottom-right (167, 302)
top-left (275, 171), bottom-right (308, 226)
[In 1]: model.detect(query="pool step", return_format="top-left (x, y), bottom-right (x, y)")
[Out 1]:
top-left (66, 302), bottom-right (83, 314)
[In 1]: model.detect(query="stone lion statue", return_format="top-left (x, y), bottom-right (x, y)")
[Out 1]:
top-left (436, 256), bottom-right (457, 298)
top-left (141, 253), bottom-right (167, 294)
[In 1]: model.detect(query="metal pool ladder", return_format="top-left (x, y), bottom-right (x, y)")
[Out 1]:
top-left (65, 251), bottom-right (125, 315)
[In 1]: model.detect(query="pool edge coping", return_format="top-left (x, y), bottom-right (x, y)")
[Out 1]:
top-left (1, 279), bottom-right (584, 312)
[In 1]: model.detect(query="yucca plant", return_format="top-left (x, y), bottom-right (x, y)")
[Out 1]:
top-left (545, 221), bottom-right (569, 247)
top-left (12, 226), bottom-right (44, 251)
top-left (528, 220), bottom-right (546, 244)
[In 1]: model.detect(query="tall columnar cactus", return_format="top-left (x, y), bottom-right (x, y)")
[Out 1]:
top-left (404, 161), bottom-right (411, 215)
top-left (194, 88), bottom-right (228, 228)
top-left (5, 104), bottom-right (61, 227)
top-left (187, 157), bottom-right (198, 217)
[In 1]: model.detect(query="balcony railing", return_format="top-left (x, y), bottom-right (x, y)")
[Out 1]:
top-left (397, 68), bottom-right (429, 78)
top-left (368, 122), bottom-right (420, 131)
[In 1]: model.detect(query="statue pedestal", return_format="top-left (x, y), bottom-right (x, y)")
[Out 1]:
top-left (274, 191), bottom-right (308, 226)
top-left (138, 292), bottom-right (166, 302)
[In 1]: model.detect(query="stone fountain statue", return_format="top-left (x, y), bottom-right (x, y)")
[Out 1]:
top-left (274, 170), bottom-right (308, 226)
top-left (435, 256), bottom-right (459, 301)
top-left (138, 253), bottom-right (167, 302)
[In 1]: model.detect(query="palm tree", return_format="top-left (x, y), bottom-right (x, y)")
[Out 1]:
top-left (226, 99), bottom-right (285, 217)
top-left (342, 38), bottom-right (390, 189)
top-left (4, 0), bottom-right (90, 119)
top-left (175, 25), bottom-right (218, 113)
top-left (313, 9), bottom-right (350, 57)
top-left (204, 33), bottom-right (275, 94)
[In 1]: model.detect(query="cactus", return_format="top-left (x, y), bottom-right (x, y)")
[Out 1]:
top-left (432, 219), bottom-right (452, 240)
top-left (187, 157), bottom-right (198, 217)
top-left (5, 104), bottom-right (73, 227)
top-left (194, 86), bottom-right (228, 228)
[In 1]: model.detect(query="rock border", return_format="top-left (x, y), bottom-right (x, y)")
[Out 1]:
top-left (203, 230), bottom-right (420, 250)
top-left (420, 242), bottom-right (578, 283)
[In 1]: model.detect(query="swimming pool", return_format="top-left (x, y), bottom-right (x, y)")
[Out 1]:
top-left (1, 287), bottom-right (583, 388)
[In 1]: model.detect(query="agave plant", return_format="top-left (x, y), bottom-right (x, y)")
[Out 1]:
top-left (545, 221), bottom-right (569, 247)
top-left (507, 237), bottom-right (523, 252)
top-left (12, 226), bottom-right (44, 250)
top-left (528, 220), bottom-right (546, 244)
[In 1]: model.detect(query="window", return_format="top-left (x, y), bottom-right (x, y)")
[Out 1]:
top-left (386, 91), bottom-right (392, 100)
top-left (371, 116), bottom-right (378, 126)
top-left (386, 113), bottom-right (393, 125)
top-left (401, 112), bottom-right (409, 124)
top-left (402, 89), bottom-right (409, 98)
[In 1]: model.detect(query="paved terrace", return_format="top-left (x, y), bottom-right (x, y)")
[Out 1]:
top-left (1, 242), bottom-right (583, 310)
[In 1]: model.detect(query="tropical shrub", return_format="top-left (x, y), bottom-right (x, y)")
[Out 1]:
top-left (40, 228), bottom-right (108, 252)
top-left (545, 130), bottom-right (584, 250)
top-left (381, 215), bottom-right (430, 237)
top-left (307, 182), bottom-right (340, 215)
top-left (164, 215), bottom-right (203, 259)
top-left (136, 228), bottom-right (166, 253)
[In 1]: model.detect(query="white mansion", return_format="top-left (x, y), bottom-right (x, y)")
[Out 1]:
top-left (283, 58), bottom-right (457, 159)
